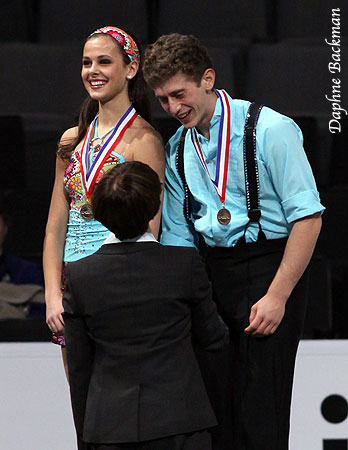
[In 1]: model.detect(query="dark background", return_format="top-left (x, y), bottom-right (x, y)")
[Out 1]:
top-left (0, 0), bottom-right (347, 338)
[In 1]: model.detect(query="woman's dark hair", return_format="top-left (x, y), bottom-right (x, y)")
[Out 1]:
top-left (92, 161), bottom-right (161, 240)
top-left (58, 31), bottom-right (152, 160)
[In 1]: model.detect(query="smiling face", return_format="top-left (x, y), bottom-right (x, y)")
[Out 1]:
top-left (81, 35), bottom-right (138, 104)
top-left (153, 70), bottom-right (217, 135)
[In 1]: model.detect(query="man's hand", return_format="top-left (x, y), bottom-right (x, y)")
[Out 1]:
top-left (244, 292), bottom-right (286, 337)
top-left (245, 212), bottom-right (322, 338)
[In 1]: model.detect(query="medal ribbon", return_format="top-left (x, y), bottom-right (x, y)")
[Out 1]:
top-left (190, 89), bottom-right (231, 204)
top-left (80, 104), bottom-right (138, 197)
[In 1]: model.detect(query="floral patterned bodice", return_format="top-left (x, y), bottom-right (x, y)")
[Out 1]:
top-left (63, 145), bottom-right (125, 262)
top-left (64, 145), bottom-right (124, 209)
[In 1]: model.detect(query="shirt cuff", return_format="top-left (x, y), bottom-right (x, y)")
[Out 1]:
top-left (281, 190), bottom-right (325, 223)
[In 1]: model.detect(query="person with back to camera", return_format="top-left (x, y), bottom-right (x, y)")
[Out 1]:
top-left (142, 33), bottom-right (325, 450)
top-left (62, 161), bottom-right (229, 450)
top-left (43, 26), bottom-right (164, 374)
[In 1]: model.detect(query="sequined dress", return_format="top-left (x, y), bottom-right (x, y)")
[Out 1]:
top-left (63, 144), bottom-right (125, 262)
top-left (52, 144), bottom-right (124, 346)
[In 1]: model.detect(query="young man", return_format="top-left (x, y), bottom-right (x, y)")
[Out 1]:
top-left (62, 161), bottom-right (229, 450)
top-left (143, 34), bottom-right (325, 450)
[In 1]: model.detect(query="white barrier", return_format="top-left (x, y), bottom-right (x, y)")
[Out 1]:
top-left (290, 340), bottom-right (348, 449)
top-left (0, 340), bottom-right (348, 450)
top-left (0, 343), bottom-right (75, 450)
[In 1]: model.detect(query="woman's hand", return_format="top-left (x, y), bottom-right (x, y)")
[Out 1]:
top-left (46, 293), bottom-right (65, 334)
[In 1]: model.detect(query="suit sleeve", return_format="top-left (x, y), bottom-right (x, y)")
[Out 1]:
top-left (62, 265), bottom-right (94, 441)
top-left (189, 250), bottom-right (229, 350)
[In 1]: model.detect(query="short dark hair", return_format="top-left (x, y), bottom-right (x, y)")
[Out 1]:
top-left (143, 33), bottom-right (213, 88)
top-left (92, 161), bottom-right (161, 240)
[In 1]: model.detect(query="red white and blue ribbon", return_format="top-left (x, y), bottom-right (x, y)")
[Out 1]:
top-left (190, 89), bottom-right (231, 204)
top-left (80, 104), bottom-right (138, 197)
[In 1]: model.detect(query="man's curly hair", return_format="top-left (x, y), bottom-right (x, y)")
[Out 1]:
top-left (143, 33), bottom-right (213, 88)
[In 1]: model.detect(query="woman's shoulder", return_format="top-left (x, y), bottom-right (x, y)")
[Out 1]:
top-left (60, 126), bottom-right (79, 145)
top-left (57, 126), bottom-right (81, 161)
top-left (132, 116), bottom-right (163, 146)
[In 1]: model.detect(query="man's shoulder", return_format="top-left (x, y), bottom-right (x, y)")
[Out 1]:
top-left (230, 98), bottom-right (251, 111)
top-left (228, 97), bottom-right (303, 154)
top-left (257, 106), bottom-right (302, 142)
top-left (220, 96), bottom-right (292, 134)
top-left (232, 96), bottom-right (290, 124)
top-left (239, 97), bottom-right (296, 129)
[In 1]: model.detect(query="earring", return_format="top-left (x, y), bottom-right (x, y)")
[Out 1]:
top-left (127, 75), bottom-right (132, 80)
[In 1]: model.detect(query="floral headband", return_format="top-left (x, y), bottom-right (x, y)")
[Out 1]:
top-left (89, 26), bottom-right (140, 63)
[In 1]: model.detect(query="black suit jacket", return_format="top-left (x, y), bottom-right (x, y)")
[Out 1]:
top-left (63, 241), bottom-right (229, 444)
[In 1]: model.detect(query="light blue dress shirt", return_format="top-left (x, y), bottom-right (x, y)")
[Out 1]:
top-left (161, 93), bottom-right (325, 248)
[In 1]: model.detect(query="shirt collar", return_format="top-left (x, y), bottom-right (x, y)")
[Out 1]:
top-left (103, 231), bottom-right (158, 245)
top-left (193, 89), bottom-right (226, 137)
top-left (213, 91), bottom-right (222, 118)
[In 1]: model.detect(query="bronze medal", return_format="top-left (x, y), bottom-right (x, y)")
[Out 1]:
top-left (80, 203), bottom-right (94, 221)
top-left (217, 207), bottom-right (231, 225)
top-left (191, 90), bottom-right (232, 228)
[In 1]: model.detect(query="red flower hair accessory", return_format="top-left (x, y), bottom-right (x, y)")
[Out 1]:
top-left (89, 26), bottom-right (139, 63)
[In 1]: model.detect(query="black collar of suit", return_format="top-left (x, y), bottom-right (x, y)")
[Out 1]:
top-left (96, 241), bottom-right (161, 255)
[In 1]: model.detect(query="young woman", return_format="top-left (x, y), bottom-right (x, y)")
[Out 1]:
top-left (43, 26), bottom-right (164, 372)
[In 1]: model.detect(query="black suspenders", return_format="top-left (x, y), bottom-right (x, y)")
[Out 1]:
top-left (175, 128), bottom-right (190, 223)
top-left (175, 127), bottom-right (204, 248)
top-left (240, 102), bottom-right (266, 243)
top-left (176, 102), bottom-right (265, 244)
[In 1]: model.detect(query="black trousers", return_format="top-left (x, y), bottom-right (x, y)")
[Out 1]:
top-left (195, 238), bottom-right (308, 450)
top-left (80, 430), bottom-right (211, 450)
